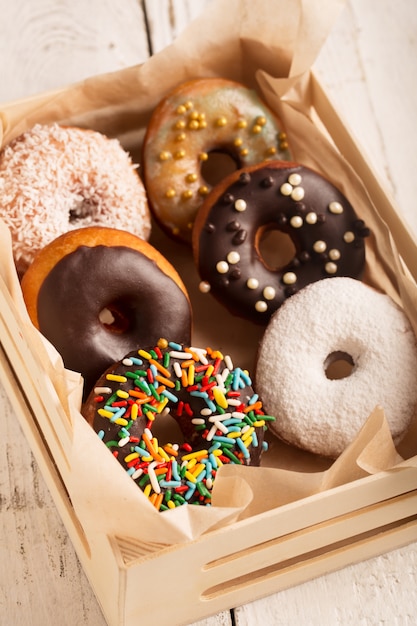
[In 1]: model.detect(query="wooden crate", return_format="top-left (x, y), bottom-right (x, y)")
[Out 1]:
top-left (0, 67), bottom-right (416, 626)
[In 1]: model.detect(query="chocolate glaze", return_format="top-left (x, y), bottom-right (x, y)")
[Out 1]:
top-left (37, 246), bottom-right (192, 397)
top-left (195, 163), bottom-right (370, 324)
top-left (82, 343), bottom-right (270, 508)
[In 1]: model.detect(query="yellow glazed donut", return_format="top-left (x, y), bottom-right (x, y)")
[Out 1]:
top-left (0, 123), bottom-right (151, 275)
top-left (142, 78), bottom-right (290, 243)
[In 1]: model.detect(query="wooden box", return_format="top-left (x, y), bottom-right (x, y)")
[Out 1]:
top-left (0, 2), bottom-right (416, 624)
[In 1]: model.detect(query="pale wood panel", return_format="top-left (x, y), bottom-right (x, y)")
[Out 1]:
top-left (235, 0), bottom-right (417, 619)
top-left (0, 0), bottom-right (150, 102)
top-left (0, 2), bottom-right (232, 623)
top-left (144, 0), bottom-right (211, 53)
top-left (315, 0), bottom-right (417, 235)
top-left (234, 545), bottom-right (417, 625)
top-left (0, 392), bottom-right (106, 625)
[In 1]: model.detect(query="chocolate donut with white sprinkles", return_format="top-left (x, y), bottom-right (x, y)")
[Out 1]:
top-left (82, 339), bottom-right (274, 510)
top-left (192, 161), bottom-right (370, 323)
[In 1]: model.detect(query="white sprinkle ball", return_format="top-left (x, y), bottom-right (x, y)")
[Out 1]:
top-left (329, 248), bottom-right (341, 260)
top-left (280, 182), bottom-right (292, 196)
top-left (291, 186), bottom-right (305, 201)
top-left (234, 198), bottom-right (247, 212)
top-left (329, 201), bottom-right (343, 214)
top-left (227, 250), bottom-right (240, 264)
top-left (263, 286), bottom-right (276, 300)
top-left (313, 240), bottom-right (327, 253)
top-left (288, 173), bottom-right (302, 186)
top-left (199, 280), bottom-right (211, 293)
top-left (306, 212), bottom-right (317, 224)
top-left (255, 300), bottom-right (268, 312)
top-left (290, 215), bottom-right (303, 228)
top-left (282, 271), bottom-right (297, 285)
top-left (325, 262), bottom-right (338, 274)
top-left (247, 277), bottom-right (259, 289)
top-left (216, 261), bottom-right (229, 274)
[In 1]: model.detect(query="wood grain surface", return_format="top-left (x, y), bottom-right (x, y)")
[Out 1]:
top-left (0, 1), bottom-right (416, 625)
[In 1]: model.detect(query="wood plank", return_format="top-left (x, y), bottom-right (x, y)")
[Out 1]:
top-left (314, 0), bottom-right (417, 235)
top-left (143, 0), bottom-right (211, 53)
top-left (235, 0), bottom-right (417, 619)
top-left (0, 0), bottom-right (150, 102)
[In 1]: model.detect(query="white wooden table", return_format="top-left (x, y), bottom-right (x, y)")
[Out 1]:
top-left (0, 1), bottom-right (416, 624)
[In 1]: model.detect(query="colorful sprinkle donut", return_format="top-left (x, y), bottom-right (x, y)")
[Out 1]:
top-left (142, 78), bottom-right (290, 243)
top-left (82, 339), bottom-right (274, 510)
top-left (193, 161), bottom-right (370, 324)
top-left (0, 124), bottom-right (151, 276)
top-left (255, 277), bottom-right (417, 457)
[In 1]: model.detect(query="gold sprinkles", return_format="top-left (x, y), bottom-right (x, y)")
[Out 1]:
top-left (215, 116), bottom-right (227, 127)
top-left (159, 150), bottom-right (171, 161)
top-left (146, 83), bottom-right (294, 246)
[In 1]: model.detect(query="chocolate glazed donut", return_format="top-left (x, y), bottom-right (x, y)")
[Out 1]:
top-left (193, 161), bottom-right (370, 324)
top-left (36, 245), bottom-right (192, 396)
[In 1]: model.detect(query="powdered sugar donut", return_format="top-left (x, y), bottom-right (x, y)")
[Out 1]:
top-left (0, 123), bottom-right (151, 275)
top-left (255, 277), bottom-right (417, 457)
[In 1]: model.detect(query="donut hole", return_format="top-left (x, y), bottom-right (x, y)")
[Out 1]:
top-left (151, 410), bottom-right (185, 445)
top-left (200, 150), bottom-right (238, 186)
top-left (324, 351), bottom-right (355, 380)
top-left (257, 226), bottom-right (297, 271)
top-left (99, 300), bottom-right (134, 334)
top-left (69, 199), bottom-right (94, 223)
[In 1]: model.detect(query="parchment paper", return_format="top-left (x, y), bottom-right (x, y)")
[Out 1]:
top-left (1, 0), bottom-right (416, 546)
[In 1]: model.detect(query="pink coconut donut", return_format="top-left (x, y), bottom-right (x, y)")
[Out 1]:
top-left (0, 123), bottom-right (151, 275)
top-left (255, 277), bottom-right (417, 457)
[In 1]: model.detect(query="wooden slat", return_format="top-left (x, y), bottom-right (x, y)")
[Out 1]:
top-left (143, 0), bottom-right (211, 54)
top-left (0, 0), bottom-right (151, 103)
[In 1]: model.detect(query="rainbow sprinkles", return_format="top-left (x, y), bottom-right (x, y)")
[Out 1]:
top-left (82, 339), bottom-right (274, 511)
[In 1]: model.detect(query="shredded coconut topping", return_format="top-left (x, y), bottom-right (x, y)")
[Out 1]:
top-left (0, 123), bottom-right (151, 274)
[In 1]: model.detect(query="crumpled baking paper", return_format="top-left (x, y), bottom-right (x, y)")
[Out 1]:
top-left (0, 0), bottom-right (416, 547)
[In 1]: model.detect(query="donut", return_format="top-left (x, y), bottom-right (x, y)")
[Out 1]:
top-left (0, 123), bottom-right (151, 276)
top-left (255, 277), bottom-right (417, 458)
top-left (193, 161), bottom-right (370, 324)
top-left (81, 339), bottom-right (273, 510)
top-left (142, 78), bottom-right (290, 243)
top-left (21, 227), bottom-right (192, 398)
